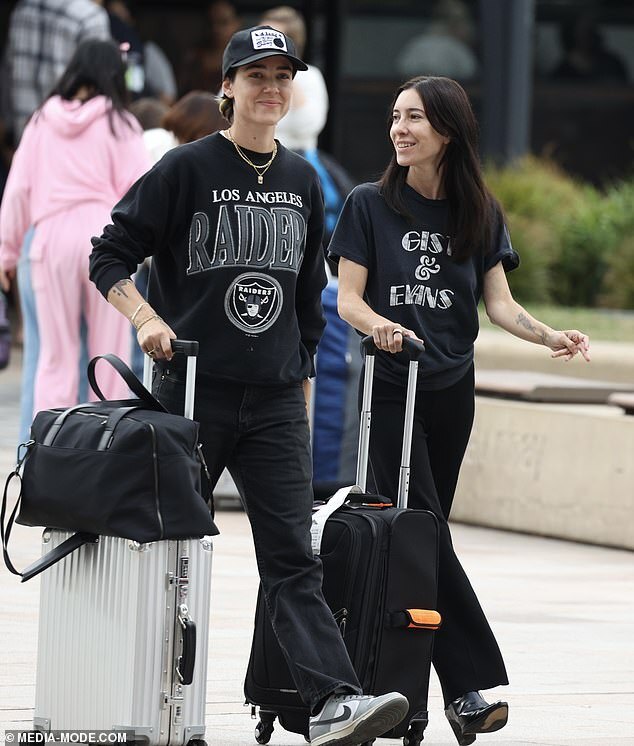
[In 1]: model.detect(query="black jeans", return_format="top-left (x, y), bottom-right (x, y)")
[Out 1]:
top-left (154, 366), bottom-right (361, 708)
top-left (365, 365), bottom-right (508, 706)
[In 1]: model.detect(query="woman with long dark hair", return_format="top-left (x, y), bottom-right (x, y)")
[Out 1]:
top-left (90, 25), bottom-right (409, 746)
top-left (329, 76), bottom-right (590, 745)
top-left (0, 38), bottom-right (150, 412)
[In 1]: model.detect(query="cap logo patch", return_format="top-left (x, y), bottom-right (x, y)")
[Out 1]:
top-left (251, 28), bottom-right (288, 52)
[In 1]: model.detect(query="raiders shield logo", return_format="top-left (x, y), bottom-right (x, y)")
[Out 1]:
top-left (224, 272), bottom-right (283, 334)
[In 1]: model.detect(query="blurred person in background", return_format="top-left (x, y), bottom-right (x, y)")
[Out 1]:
top-left (130, 96), bottom-right (175, 162)
top-left (6, 0), bottom-right (110, 142)
top-left (106, 0), bottom-right (178, 104)
top-left (4, 0), bottom-right (110, 436)
top-left (0, 39), bottom-right (151, 415)
top-left (258, 6), bottom-right (351, 245)
top-left (177, 0), bottom-right (241, 96)
top-left (162, 90), bottom-right (226, 145)
top-left (397, 0), bottom-right (479, 81)
top-left (259, 6), bottom-right (328, 154)
top-left (329, 75), bottom-right (591, 745)
top-left (551, 12), bottom-right (628, 83)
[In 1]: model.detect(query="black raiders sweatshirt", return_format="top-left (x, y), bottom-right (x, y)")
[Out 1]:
top-left (90, 131), bottom-right (327, 385)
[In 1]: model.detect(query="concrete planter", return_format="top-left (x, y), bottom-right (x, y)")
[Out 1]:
top-left (453, 397), bottom-right (634, 550)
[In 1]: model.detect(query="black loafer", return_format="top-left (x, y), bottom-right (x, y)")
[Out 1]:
top-left (445, 691), bottom-right (508, 745)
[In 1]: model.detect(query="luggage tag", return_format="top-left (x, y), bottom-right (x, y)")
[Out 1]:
top-left (310, 486), bottom-right (394, 555)
top-left (311, 485), bottom-right (357, 555)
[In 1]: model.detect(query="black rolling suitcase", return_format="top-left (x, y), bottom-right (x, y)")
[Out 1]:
top-left (245, 336), bottom-right (440, 746)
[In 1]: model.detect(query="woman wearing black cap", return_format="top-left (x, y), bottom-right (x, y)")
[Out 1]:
top-left (329, 75), bottom-right (590, 745)
top-left (90, 25), bottom-right (408, 746)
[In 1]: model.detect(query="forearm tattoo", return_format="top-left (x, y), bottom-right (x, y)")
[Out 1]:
top-left (111, 278), bottom-right (134, 299)
top-left (516, 312), bottom-right (548, 344)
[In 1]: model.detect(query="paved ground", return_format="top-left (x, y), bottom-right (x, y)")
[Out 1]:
top-left (1, 349), bottom-right (634, 745)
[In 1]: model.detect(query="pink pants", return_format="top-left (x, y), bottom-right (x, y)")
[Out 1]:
top-left (30, 203), bottom-right (131, 413)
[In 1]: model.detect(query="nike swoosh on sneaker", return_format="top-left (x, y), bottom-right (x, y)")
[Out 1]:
top-left (316, 705), bottom-right (353, 726)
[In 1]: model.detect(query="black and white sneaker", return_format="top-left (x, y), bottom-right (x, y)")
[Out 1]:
top-left (309, 691), bottom-right (409, 746)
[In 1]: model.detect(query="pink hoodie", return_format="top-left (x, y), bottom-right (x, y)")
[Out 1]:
top-left (0, 95), bottom-right (151, 271)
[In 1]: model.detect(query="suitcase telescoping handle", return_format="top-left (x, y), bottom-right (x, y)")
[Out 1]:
top-left (143, 339), bottom-right (199, 420)
top-left (357, 335), bottom-right (425, 508)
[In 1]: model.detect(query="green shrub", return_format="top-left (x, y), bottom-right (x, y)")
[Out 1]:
top-left (552, 196), bottom-right (617, 307)
top-left (599, 181), bottom-right (634, 309)
top-left (484, 157), bottom-right (586, 305)
top-left (602, 181), bottom-right (634, 233)
top-left (600, 235), bottom-right (634, 309)
top-left (484, 157), bottom-right (634, 309)
top-left (503, 213), bottom-right (554, 304)
top-left (485, 156), bottom-right (587, 225)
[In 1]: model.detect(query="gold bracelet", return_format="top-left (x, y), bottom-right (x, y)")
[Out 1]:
top-left (129, 301), bottom-right (149, 326)
top-left (135, 314), bottom-right (162, 333)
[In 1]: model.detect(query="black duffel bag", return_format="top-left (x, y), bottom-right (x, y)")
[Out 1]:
top-left (1, 342), bottom-right (218, 581)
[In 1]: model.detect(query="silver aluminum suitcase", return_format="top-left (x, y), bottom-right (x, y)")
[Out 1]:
top-left (33, 341), bottom-right (213, 744)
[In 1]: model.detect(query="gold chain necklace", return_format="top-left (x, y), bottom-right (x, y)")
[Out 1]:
top-left (225, 129), bottom-right (277, 185)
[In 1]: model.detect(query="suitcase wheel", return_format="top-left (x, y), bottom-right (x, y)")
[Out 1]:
top-left (403, 726), bottom-right (424, 746)
top-left (404, 713), bottom-right (428, 745)
top-left (254, 711), bottom-right (276, 744)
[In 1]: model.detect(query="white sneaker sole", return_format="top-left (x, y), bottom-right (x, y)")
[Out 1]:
top-left (310, 696), bottom-right (409, 746)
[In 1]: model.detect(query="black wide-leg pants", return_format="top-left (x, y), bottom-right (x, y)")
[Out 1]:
top-left (155, 366), bottom-right (362, 709)
top-left (364, 365), bottom-right (508, 706)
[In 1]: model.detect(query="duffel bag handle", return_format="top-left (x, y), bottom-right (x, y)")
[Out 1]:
top-left (89, 340), bottom-right (199, 405)
top-left (88, 353), bottom-right (166, 408)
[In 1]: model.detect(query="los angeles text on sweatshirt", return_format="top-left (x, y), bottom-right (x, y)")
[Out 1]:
top-left (90, 131), bottom-right (327, 385)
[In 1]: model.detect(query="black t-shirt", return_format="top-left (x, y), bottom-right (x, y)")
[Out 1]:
top-left (328, 182), bottom-right (519, 389)
top-left (90, 132), bottom-right (327, 385)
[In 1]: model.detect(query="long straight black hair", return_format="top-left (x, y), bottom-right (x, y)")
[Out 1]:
top-left (379, 76), bottom-right (498, 262)
top-left (45, 39), bottom-right (133, 136)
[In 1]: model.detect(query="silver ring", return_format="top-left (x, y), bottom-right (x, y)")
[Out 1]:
top-left (147, 348), bottom-right (156, 357)
top-left (393, 329), bottom-right (403, 335)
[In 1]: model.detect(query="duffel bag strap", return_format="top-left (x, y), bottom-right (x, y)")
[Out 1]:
top-left (1, 468), bottom-right (25, 576)
top-left (1, 459), bottom-right (98, 581)
top-left (20, 531), bottom-right (99, 582)
top-left (88, 353), bottom-right (166, 411)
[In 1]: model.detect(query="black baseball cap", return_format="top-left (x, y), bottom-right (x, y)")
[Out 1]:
top-left (222, 25), bottom-right (308, 79)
